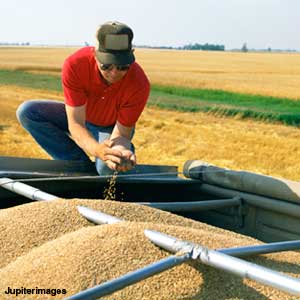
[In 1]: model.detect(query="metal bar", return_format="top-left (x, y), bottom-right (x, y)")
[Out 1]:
top-left (77, 207), bottom-right (300, 257)
top-left (143, 229), bottom-right (300, 257)
top-left (138, 197), bottom-right (240, 212)
top-left (75, 208), bottom-right (300, 298)
top-left (219, 240), bottom-right (300, 257)
top-left (13, 172), bottom-right (183, 182)
top-left (3, 168), bottom-right (221, 183)
top-left (65, 253), bottom-right (190, 300)
top-left (77, 206), bottom-right (122, 224)
top-left (0, 177), bottom-right (57, 201)
top-left (145, 230), bottom-right (300, 296)
top-left (144, 228), bottom-right (194, 253)
top-left (199, 183), bottom-right (300, 218)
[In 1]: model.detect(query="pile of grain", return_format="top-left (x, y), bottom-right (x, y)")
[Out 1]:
top-left (0, 199), bottom-right (299, 300)
top-left (0, 198), bottom-right (240, 269)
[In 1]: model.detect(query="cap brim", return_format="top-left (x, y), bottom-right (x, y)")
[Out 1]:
top-left (95, 50), bottom-right (135, 65)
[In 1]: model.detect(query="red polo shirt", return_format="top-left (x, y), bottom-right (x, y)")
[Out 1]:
top-left (62, 46), bottom-right (150, 127)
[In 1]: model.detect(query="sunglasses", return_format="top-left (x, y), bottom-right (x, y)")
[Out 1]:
top-left (100, 64), bottom-right (131, 71)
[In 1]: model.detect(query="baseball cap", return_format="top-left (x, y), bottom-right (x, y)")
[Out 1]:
top-left (95, 21), bottom-right (135, 65)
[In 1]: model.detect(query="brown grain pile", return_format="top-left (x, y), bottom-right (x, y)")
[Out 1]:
top-left (0, 199), bottom-right (299, 300)
top-left (0, 198), bottom-right (237, 269)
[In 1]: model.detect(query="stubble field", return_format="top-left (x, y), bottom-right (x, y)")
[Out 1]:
top-left (1, 47), bottom-right (300, 180)
top-left (1, 47), bottom-right (300, 99)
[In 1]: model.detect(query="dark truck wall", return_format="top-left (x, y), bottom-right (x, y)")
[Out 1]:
top-left (184, 160), bottom-right (300, 242)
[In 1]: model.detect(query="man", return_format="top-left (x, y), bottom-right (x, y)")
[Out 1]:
top-left (17, 21), bottom-right (150, 175)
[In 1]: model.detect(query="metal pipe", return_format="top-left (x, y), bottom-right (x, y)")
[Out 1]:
top-left (144, 228), bottom-right (195, 253)
top-left (198, 245), bottom-right (300, 296)
top-left (15, 171), bottom-right (184, 182)
top-left (65, 253), bottom-right (190, 300)
top-left (219, 240), bottom-right (300, 257)
top-left (0, 177), bottom-right (57, 201)
top-left (145, 230), bottom-right (300, 296)
top-left (143, 229), bottom-right (300, 257)
top-left (68, 226), bottom-right (300, 299)
top-left (199, 183), bottom-right (300, 218)
top-left (138, 197), bottom-right (241, 212)
top-left (77, 206), bottom-right (122, 224)
top-left (78, 207), bottom-right (300, 257)
top-left (74, 208), bottom-right (300, 298)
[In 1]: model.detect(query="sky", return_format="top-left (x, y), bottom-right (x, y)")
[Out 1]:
top-left (0, 0), bottom-right (299, 50)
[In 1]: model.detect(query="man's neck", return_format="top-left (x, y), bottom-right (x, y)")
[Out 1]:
top-left (98, 70), bottom-right (111, 86)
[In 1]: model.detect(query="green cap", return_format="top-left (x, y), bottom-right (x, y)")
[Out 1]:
top-left (95, 21), bottom-right (135, 65)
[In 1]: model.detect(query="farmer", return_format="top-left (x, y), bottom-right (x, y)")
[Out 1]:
top-left (16, 21), bottom-right (150, 175)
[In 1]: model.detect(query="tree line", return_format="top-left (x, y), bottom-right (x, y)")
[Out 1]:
top-left (180, 43), bottom-right (225, 51)
top-left (136, 43), bottom-right (225, 51)
top-left (0, 42), bottom-right (30, 46)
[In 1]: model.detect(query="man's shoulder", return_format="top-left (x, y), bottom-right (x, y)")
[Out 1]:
top-left (64, 46), bottom-right (95, 65)
top-left (127, 62), bottom-right (150, 88)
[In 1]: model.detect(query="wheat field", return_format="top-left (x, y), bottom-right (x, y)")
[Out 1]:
top-left (1, 47), bottom-right (300, 99)
top-left (1, 47), bottom-right (300, 180)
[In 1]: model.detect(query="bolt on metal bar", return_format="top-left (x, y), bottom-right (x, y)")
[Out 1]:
top-left (0, 177), bottom-right (57, 201)
top-left (139, 197), bottom-right (241, 212)
top-left (65, 253), bottom-right (190, 300)
top-left (145, 230), bottom-right (300, 296)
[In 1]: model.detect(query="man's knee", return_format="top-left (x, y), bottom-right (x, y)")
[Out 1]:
top-left (16, 100), bottom-right (35, 124)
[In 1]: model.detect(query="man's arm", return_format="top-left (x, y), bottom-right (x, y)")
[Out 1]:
top-left (108, 121), bottom-right (136, 172)
top-left (65, 104), bottom-right (123, 167)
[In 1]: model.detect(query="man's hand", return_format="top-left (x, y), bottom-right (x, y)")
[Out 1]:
top-left (94, 140), bottom-right (123, 167)
top-left (116, 148), bottom-right (136, 172)
top-left (96, 121), bottom-right (136, 172)
top-left (94, 140), bottom-right (136, 172)
top-left (107, 146), bottom-right (136, 172)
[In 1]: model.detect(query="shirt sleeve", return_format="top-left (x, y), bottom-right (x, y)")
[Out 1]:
top-left (62, 59), bottom-right (88, 106)
top-left (117, 84), bottom-right (150, 127)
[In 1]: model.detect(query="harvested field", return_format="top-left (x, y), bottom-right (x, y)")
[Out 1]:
top-left (1, 85), bottom-right (300, 180)
top-left (0, 199), bottom-right (299, 300)
top-left (1, 47), bottom-right (300, 99)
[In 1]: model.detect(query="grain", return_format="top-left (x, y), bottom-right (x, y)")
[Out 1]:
top-left (0, 199), bottom-right (299, 300)
top-left (103, 172), bottom-right (118, 200)
top-left (0, 198), bottom-right (236, 269)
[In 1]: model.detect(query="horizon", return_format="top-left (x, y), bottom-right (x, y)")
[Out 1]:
top-left (0, 0), bottom-right (299, 51)
top-left (0, 43), bottom-right (298, 53)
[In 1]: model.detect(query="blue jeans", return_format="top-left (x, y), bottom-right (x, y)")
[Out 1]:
top-left (16, 100), bottom-right (135, 175)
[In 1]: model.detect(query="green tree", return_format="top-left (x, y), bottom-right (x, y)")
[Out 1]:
top-left (241, 43), bottom-right (248, 52)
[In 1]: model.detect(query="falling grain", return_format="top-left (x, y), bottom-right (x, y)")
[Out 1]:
top-left (103, 171), bottom-right (118, 200)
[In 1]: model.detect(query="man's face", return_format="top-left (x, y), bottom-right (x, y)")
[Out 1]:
top-left (96, 60), bottom-right (129, 85)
